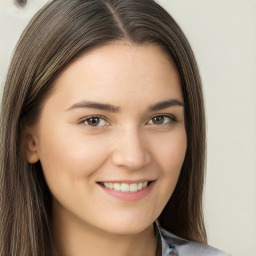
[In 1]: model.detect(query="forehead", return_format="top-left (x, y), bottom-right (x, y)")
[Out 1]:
top-left (45, 41), bottom-right (183, 110)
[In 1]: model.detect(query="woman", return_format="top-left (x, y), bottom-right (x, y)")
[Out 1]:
top-left (0, 0), bottom-right (230, 255)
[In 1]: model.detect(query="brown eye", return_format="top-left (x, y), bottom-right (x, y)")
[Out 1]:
top-left (83, 116), bottom-right (108, 127)
top-left (152, 116), bottom-right (165, 124)
top-left (86, 117), bottom-right (100, 126)
top-left (148, 115), bottom-right (175, 125)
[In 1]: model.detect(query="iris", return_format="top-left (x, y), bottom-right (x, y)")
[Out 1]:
top-left (15, 0), bottom-right (27, 8)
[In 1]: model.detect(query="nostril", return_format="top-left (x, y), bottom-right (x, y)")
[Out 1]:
top-left (14, 0), bottom-right (27, 8)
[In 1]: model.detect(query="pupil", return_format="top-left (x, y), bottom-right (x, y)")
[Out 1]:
top-left (88, 117), bottom-right (100, 126)
top-left (15, 0), bottom-right (27, 7)
top-left (153, 116), bottom-right (164, 124)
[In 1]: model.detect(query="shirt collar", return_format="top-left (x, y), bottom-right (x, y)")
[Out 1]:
top-left (154, 221), bottom-right (177, 256)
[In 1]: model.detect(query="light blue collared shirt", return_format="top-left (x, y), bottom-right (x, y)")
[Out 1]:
top-left (155, 224), bottom-right (231, 256)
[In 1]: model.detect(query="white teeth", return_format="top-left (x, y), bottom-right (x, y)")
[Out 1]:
top-left (113, 183), bottom-right (121, 191)
top-left (102, 181), bottom-right (149, 192)
top-left (130, 183), bottom-right (138, 192)
top-left (121, 183), bottom-right (130, 192)
top-left (142, 182), bottom-right (148, 188)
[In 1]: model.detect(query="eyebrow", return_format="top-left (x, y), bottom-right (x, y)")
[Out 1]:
top-left (149, 99), bottom-right (184, 111)
top-left (67, 99), bottom-right (184, 112)
top-left (67, 101), bottom-right (120, 112)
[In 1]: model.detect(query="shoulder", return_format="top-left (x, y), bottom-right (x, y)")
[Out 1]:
top-left (159, 228), bottom-right (232, 256)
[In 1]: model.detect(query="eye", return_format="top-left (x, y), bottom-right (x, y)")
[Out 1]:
top-left (81, 116), bottom-right (109, 127)
top-left (147, 115), bottom-right (175, 125)
top-left (14, 0), bottom-right (27, 8)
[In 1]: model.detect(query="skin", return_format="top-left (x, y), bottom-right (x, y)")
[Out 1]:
top-left (24, 42), bottom-right (187, 256)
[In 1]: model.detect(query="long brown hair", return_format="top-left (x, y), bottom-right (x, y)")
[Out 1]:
top-left (0, 0), bottom-right (206, 255)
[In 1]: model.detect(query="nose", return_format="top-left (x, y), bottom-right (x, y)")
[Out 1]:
top-left (111, 127), bottom-right (151, 170)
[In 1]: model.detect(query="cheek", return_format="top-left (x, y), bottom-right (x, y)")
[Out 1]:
top-left (154, 130), bottom-right (187, 196)
top-left (165, 139), bottom-right (186, 171)
top-left (36, 127), bottom-right (110, 187)
top-left (153, 129), bottom-right (187, 171)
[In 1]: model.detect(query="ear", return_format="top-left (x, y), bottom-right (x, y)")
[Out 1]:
top-left (22, 126), bottom-right (40, 164)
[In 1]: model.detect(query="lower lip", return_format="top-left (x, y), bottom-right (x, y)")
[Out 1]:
top-left (98, 182), bottom-right (155, 201)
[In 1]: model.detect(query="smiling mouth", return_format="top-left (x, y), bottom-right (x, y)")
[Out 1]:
top-left (98, 181), bottom-right (153, 193)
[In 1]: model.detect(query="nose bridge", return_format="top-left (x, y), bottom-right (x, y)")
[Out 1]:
top-left (111, 125), bottom-right (150, 170)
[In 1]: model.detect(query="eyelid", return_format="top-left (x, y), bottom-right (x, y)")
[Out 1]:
top-left (146, 114), bottom-right (177, 125)
top-left (78, 115), bottom-right (110, 127)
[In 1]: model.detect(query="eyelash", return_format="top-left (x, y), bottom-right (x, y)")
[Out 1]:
top-left (147, 114), bottom-right (177, 125)
top-left (79, 114), bottom-right (177, 128)
top-left (79, 115), bottom-right (110, 128)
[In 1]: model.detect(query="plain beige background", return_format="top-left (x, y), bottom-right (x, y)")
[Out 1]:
top-left (1, 1), bottom-right (256, 255)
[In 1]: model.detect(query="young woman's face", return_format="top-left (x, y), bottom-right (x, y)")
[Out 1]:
top-left (27, 42), bottom-right (187, 235)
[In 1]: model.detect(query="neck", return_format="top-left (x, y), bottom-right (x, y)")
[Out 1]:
top-left (51, 202), bottom-right (157, 256)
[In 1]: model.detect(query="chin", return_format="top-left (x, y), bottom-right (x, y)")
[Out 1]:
top-left (97, 217), bottom-right (154, 236)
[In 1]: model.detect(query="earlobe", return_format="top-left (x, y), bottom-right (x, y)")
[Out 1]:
top-left (23, 132), bottom-right (40, 164)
